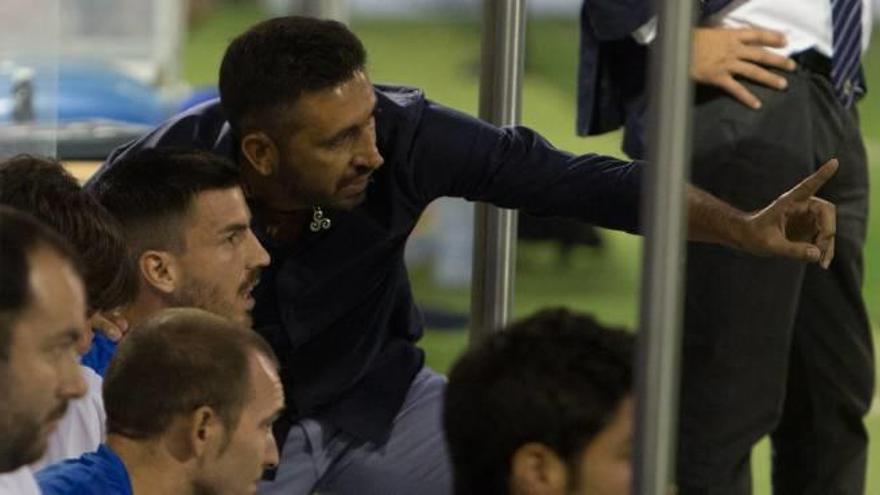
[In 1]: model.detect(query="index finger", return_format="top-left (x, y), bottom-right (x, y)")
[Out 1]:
top-left (786, 159), bottom-right (839, 201)
top-left (737, 28), bottom-right (788, 48)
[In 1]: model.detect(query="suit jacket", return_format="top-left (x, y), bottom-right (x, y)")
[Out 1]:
top-left (575, 0), bottom-right (734, 159)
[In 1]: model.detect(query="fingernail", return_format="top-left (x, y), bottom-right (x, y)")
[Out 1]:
top-left (753, 101), bottom-right (762, 110)
top-left (779, 79), bottom-right (788, 90)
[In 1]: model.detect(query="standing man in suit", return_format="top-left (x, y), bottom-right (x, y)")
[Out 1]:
top-left (578, 1), bottom-right (874, 493)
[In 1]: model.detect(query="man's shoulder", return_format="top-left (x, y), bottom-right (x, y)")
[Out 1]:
top-left (86, 98), bottom-right (235, 188)
top-left (375, 84), bottom-right (425, 107)
top-left (36, 447), bottom-right (131, 495)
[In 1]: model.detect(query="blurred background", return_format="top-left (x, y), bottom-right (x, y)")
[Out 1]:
top-left (1, 0), bottom-right (876, 491)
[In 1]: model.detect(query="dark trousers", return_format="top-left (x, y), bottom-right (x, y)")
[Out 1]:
top-left (676, 65), bottom-right (874, 494)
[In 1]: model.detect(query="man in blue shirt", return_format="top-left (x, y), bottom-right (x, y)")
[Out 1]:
top-left (90, 148), bottom-right (270, 332)
top-left (89, 16), bottom-right (840, 494)
top-left (37, 308), bottom-right (285, 495)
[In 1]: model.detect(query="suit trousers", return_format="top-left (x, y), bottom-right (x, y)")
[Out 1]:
top-left (257, 367), bottom-right (451, 495)
top-left (675, 66), bottom-right (874, 494)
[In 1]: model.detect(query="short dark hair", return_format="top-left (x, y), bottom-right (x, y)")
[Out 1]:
top-left (0, 154), bottom-right (137, 313)
top-left (103, 307), bottom-right (278, 442)
top-left (0, 206), bottom-right (83, 360)
top-left (90, 148), bottom-right (240, 256)
top-left (443, 308), bottom-right (635, 495)
top-left (218, 15), bottom-right (367, 134)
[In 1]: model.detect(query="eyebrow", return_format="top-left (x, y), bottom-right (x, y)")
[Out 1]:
top-left (218, 222), bottom-right (250, 237)
top-left (322, 100), bottom-right (378, 146)
top-left (49, 327), bottom-right (82, 345)
top-left (261, 407), bottom-right (285, 428)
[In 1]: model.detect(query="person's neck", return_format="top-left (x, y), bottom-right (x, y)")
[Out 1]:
top-left (239, 162), bottom-right (309, 214)
top-left (121, 293), bottom-right (169, 329)
top-left (106, 435), bottom-right (192, 495)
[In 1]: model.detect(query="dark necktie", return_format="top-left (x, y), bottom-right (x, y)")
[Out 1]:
top-left (831, 0), bottom-right (865, 107)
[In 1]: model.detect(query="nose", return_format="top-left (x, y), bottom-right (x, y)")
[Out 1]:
top-left (353, 122), bottom-right (383, 171)
top-left (75, 324), bottom-right (94, 356)
top-left (246, 229), bottom-right (270, 269)
top-left (59, 353), bottom-right (88, 401)
top-left (263, 430), bottom-right (280, 470)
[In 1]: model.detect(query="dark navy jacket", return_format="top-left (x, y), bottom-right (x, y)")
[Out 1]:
top-left (576, 0), bottom-right (734, 159)
top-left (87, 86), bottom-right (644, 443)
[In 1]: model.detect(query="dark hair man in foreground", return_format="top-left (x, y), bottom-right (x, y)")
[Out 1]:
top-left (0, 207), bottom-right (88, 494)
top-left (37, 308), bottom-right (285, 495)
top-left (445, 308), bottom-right (634, 495)
top-left (88, 16), bottom-right (837, 494)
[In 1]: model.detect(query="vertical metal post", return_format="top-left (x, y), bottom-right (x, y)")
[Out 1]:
top-left (634, 0), bottom-right (696, 493)
top-left (469, 0), bottom-right (526, 344)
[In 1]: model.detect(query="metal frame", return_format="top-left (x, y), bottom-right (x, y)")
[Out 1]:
top-left (469, 0), bottom-right (526, 344)
top-left (470, 0), bottom-right (696, 492)
top-left (634, 0), bottom-right (696, 492)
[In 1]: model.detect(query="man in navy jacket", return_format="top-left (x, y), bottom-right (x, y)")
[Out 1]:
top-left (89, 16), bottom-right (840, 495)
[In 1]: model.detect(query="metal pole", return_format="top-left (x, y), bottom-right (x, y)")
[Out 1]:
top-left (634, 0), bottom-right (696, 493)
top-left (469, 0), bottom-right (526, 344)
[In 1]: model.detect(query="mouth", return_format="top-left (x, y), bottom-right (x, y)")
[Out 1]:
top-left (239, 274), bottom-right (261, 307)
top-left (339, 174), bottom-right (372, 196)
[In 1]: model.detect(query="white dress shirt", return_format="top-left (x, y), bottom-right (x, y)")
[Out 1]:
top-left (0, 466), bottom-right (40, 495)
top-left (634, 0), bottom-right (873, 56)
top-left (709, 0), bottom-right (873, 56)
top-left (30, 366), bottom-right (105, 471)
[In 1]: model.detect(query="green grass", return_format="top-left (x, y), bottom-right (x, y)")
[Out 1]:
top-left (183, 10), bottom-right (879, 493)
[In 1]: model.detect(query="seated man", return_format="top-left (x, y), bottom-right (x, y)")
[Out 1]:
top-left (89, 148), bottom-right (270, 329)
top-left (444, 308), bottom-right (634, 495)
top-left (0, 154), bottom-right (138, 466)
top-left (37, 307), bottom-right (285, 495)
top-left (0, 207), bottom-right (88, 494)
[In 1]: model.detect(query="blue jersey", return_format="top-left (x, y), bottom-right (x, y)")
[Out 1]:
top-left (80, 333), bottom-right (117, 377)
top-left (36, 444), bottom-right (132, 495)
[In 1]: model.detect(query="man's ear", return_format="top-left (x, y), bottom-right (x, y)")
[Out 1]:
top-left (241, 131), bottom-right (279, 177)
top-left (509, 442), bottom-right (568, 495)
top-left (138, 250), bottom-right (179, 295)
top-left (187, 405), bottom-right (224, 460)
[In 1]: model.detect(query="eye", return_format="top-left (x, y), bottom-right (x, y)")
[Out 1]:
top-left (226, 230), bottom-right (244, 245)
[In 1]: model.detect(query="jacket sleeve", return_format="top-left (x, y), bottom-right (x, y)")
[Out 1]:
top-left (403, 100), bottom-right (643, 234)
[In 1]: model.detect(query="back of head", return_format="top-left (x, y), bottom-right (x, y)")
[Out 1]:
top-left (219, 15), bottom-right (367, 135)
top-left (103, 307), bottom-right (277, 441)
top-left (89, 148), bottom-right (240, 257)
top-left (0, 205), bottom-right (82, 360)
top-left (444, 308), bottom-right (635, 495)
top-left (0, 154), bottom-right (136, 313)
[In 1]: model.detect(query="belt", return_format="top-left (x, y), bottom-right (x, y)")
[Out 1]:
top-left (791, 49), bottom-right (831, 78)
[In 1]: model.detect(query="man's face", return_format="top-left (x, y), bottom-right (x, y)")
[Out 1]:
top-left (170, 187), bottom-right (270, 327)
top-left (268, 70), bottom-right (385, 211)
top-left (570, 396), bottom-right (634, 495)
top-left (0, 246), bottom-right (87, 471)
top-left (196, 352), bottom-right (284, 495)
